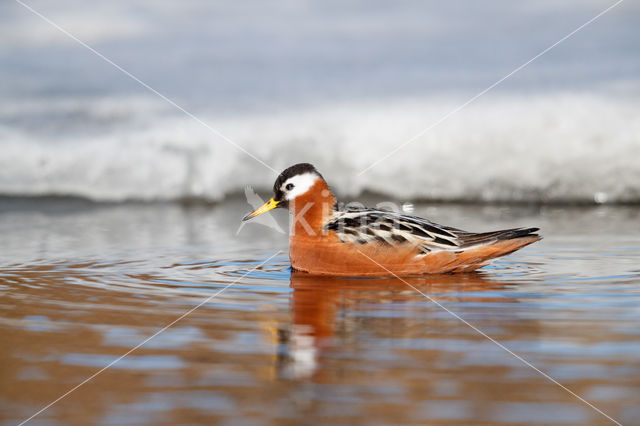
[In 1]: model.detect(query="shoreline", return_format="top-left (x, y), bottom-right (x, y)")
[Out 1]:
top-left (2, 192), bottom-right (639, 208)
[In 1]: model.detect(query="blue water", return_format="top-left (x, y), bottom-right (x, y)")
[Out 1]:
top-left (1, 200), bottom-right (639, 424)
top-left (2, 1), bottom-right (640, 423)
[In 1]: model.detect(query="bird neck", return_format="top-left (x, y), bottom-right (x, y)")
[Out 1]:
top-left (289, 178), bottom-right (336, 238)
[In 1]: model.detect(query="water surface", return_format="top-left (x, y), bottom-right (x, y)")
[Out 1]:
top-left (1, 198), bottom-right (639, 425)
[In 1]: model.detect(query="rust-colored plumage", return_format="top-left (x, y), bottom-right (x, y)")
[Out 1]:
top-left (243, 163), bottom-right (540, 276)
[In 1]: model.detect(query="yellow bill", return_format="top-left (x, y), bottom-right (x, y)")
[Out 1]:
top-left (242, 197), bottom-right (280, 221)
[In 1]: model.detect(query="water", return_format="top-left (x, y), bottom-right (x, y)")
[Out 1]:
top-left (1, 198), bottom-right (639, 425)
top-left (2, 1), bottom-right (640, 423)
top-left (1, 1), bottom-right (640, 202)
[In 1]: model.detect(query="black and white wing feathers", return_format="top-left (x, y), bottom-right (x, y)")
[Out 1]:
top-left (325, 207), bottom-right (460, 253)
top-left (324, 206), bottom-right (539, 255)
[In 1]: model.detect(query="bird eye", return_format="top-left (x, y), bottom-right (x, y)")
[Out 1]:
top-left (286, 183), bottom-right (294, 191)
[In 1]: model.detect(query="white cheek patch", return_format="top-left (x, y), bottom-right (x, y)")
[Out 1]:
top-left (282, 173), bottom-right (319, 201)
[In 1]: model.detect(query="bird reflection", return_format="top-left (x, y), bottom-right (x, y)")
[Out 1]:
top-left (277, 271), bottom-right (513, 380)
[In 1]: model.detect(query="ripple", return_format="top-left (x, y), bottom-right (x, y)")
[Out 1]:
top-left (2, 202), bottom-right (640, 426)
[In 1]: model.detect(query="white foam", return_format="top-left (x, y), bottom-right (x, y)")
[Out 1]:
top-left (1, 92), bottom-right (639, 203)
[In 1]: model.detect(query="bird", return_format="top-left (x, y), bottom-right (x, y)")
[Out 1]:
top-left (242, 163), bottom-right (541, 276)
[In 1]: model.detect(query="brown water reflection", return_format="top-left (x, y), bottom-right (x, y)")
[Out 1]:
top-left (284, 272), bottom-right (510, 378)
top-left (1, 261), bottom-right (639, 425)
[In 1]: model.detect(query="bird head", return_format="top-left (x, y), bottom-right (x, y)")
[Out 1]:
top-left (242, 163), bottom-right (326, 221)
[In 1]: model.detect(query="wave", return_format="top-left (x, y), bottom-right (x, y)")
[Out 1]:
top-left (1, 92), bottom-right (639, 203)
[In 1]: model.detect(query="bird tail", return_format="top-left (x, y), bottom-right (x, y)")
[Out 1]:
top-left (446, 227), bottom-right (541, 272)
top-left (457, 227), bottom-right (540, 247)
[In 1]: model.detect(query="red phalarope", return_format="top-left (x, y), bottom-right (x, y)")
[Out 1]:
top-left (243, 163), bottom-right (541, 276)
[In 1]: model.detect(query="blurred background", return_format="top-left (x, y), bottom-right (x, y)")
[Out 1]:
top-left (3, 2), bottom-right (640, 425)
top-left (1, 0), bottom-right (639, 204)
